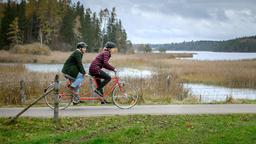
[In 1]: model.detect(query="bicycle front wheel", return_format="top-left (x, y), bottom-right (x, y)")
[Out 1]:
top-left (44, 83), bottom-right (73, 110)
top-left (112, 82), bottom-right (139, 109)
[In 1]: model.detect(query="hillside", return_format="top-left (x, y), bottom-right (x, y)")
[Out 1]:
top-left (150, 36), bottom-right (256, 52)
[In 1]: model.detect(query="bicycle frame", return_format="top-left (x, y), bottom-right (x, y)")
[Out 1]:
top-left (60, 75), bottom-right (124, 102)
top-left (45, 73), bottom-right (139, 110)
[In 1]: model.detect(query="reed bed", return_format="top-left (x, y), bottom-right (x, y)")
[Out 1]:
top-left (0, 51), bottom-right (256, 105)
top-left (112, 54), bottom-right (256, 88)
top-left (123, 72), bottom-right (191, 104)
top-left (0, 64), bottom-right (58, 105)
top-left (0, 50), bottom-right (190, 64)
top-left (162, 59), bottom-right (256, 88)
top-left (0, 64), bottom-right (191, 105)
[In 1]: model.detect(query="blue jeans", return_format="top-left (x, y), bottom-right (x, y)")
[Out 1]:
top-left (70, 73), bottom-right (84, 93)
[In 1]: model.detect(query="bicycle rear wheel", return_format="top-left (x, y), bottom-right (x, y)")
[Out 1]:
top-left (44, 83), bottom-right (73, 110)
top-left (112, 82), bottom-right (139, 109)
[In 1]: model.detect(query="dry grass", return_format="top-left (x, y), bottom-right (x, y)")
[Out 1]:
top-left (0, 50), bottom-right (191, 64)
top-left (10, 43), bottom-right (50, 55)
top-left (165, 60), bottom-right (256, 87)
top-left (0, 50), bottom-right (72, 63)
top-left (111, 53), bottom-right (256, 88)
top-left (126, 72), bottom-right (191, 104)
top-left (0, 64), bottom-right (189, 105)
top-left (0, 51), bottom-right (256, 105)
top-left (0, 64), bottom-right (58, 105)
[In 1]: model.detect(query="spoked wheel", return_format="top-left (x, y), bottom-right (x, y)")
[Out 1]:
top-left (44, 83), bottom-right (73, 110)
top-left (112, 82), bottom-right (139, 109)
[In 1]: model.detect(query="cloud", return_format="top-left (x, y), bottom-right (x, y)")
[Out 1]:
top-left (74, 0), bottom-right (256, 43)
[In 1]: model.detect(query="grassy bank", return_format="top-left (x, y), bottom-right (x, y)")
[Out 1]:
top-left (1, 114), bottom-right (256, 144)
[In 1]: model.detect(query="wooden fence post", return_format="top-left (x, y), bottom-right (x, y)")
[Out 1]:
top-left (53, 75), bottom-right (60, 123)
top-left (9, 76), bottom-right (60, 123)
top-left (166, 75), bottom-right (171, 93)
top-left (19, 79), bottom-right (26, 104)
top-left (9, 87), bottom-right (54, 123)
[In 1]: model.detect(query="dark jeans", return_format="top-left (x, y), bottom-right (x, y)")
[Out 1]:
top-left (90, 70), bottom-right (111, 94)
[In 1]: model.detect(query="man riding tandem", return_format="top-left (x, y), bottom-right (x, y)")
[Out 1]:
top-left (61, 41), bottom-right (117, 104)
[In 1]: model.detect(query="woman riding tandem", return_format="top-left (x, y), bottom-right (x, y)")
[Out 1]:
top-left (61, 42), bottom-right (87, 104)
top-left (89, 42), bottom-right (117, 104)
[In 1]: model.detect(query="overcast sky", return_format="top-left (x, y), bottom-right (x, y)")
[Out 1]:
top-left (73, 0), bottom-right (256, 44)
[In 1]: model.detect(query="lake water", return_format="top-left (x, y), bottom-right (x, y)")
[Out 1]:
top-left (154, 50), bottom-right (256, 61)
top-left (184, 83), bottom-right (256, 102)
top-left (25, 63), bottom-right (154, 78)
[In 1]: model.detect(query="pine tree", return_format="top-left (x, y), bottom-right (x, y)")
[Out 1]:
top-left (120, 29), bottom-right (128, 53)
top-left (17, 0), bottom-right (26, 43)
top-left (99, 8), bottom-right (109, 47)
top-left (91, 12), bottom-right (102, 52)
top-left (115, 20), bottom-right (127, 53)
top-left (82, 8), bottom-right (92, 52)
top-left (126, 40), bottom-right (134, 54)
top-left (25, 0), bottom-right (39, 42)
top-left (107, 7), bottom-right (117, 43)
top-left (0, 2), bottom-right (5, 48)
top-left (0, 1), bottom-right (129, 52)
top-left (73, 15), bottom-right (82, 43)
top-left (37, 0), bottom-right (62, 45)
top-left (60, 5), bottom-right (75, 50)
top-left (73, 1), bottom-right (84, 46)
top-left (7, 17), bottom-right (22, 46)
top-left (0, 0), bottom-right (17, 49)
top-left (0, 1), bottom-right (4, 23)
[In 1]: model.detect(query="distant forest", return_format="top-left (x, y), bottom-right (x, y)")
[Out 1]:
top-left (150, 36), bottom-right (256, 52)
top-left (0, 0), bottom-right (131, 53)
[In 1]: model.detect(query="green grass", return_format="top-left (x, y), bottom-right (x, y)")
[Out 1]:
top-left (1, 114), bottom-right (256, 144)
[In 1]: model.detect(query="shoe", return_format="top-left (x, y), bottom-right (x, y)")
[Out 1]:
top-left (94, 89), bottom-right (103, 97)
top-left (73, 94), bottom-right (80, 105)
top-left (66, 82), bottom-right (71, 88)
top-left (101, 100), bottom-right (111, 104)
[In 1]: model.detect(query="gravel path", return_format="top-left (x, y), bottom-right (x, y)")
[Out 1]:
top-left (1, 104), bottom-right (256, 118)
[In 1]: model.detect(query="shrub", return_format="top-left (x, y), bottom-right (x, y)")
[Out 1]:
top-left (159, 48), bottom-right (166, 53)
top-left (11, 43), bottom-right (51, 55)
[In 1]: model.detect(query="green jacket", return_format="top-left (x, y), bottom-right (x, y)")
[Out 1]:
top-left (62, 49), bottom-right (86, 78)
